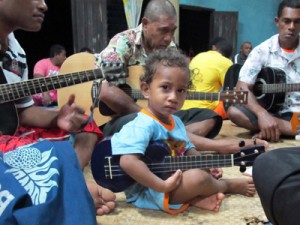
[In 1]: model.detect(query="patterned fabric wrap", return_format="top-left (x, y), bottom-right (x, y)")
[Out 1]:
top-left (0, 141), bottom-right (97, 225)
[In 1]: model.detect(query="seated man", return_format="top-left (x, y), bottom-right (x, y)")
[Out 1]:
top-left (227, 0), bottom-right (300, 142)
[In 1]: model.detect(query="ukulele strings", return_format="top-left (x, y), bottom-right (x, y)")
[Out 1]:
top-left (104, 152), bottom-right (259, 177)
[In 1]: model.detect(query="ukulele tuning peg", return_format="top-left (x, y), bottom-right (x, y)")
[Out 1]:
top-left (240, 165), bottom-right (246, 173)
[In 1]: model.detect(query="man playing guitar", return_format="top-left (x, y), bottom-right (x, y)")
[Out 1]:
top-left (0, 0), bottom-right (116, 222)
top-left (227, 0), bottom-right (300, 142)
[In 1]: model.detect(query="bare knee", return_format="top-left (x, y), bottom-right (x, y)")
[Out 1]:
top-left (227, 106), bottom-right (239, 122)
top-left (186, 118), bottom-right (216, 137)
top-left (186, 169), bottom-right (211, 186)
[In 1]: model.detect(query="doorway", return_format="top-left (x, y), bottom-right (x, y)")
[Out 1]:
top-left (179, 5), bottom-right (213, 57)
top-left (179, 5), bottom-right (238, 58)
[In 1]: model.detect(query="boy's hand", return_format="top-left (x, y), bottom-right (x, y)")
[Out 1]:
top-left (163, 169), bottom-right (182, 193)
top-left (209, 168), bottom-right (223, 179)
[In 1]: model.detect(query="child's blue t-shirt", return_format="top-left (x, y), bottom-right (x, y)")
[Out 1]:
top-left (111, 110), bottom-right (195, 213)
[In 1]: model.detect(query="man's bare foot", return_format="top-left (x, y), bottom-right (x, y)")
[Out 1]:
top-left (223, 178), bottom-right (256, 197)
top-left (190, 193), bottom-right (225, 212)
top-left (86, 180), bottom-right (116, 216)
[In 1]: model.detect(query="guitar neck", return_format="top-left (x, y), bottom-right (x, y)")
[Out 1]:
top-left (186, 92), bottom-right (223, 101)
top-left (261, 83), bottom-right (300, 94)
top-left (151, 154), bottom-right (234, 173)
top-left (0, 68), bottom-right (104, 103)
top-left (128, 89), bottom-right (245, 102)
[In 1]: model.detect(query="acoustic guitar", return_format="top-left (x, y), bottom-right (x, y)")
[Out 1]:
top-left (0, 52), bottom-right (126, 135)
top-left (58, 55), bottom-right (248, 126)
top-left (224, 64), bottom-right (298, 113)
top-left (91, 137), bottom-right (265, 192)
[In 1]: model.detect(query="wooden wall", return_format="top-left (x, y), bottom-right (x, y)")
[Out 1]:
top-left (71, 0), bottom-right (107, 53)
top-left (71, 0), bottom-right (179, 53)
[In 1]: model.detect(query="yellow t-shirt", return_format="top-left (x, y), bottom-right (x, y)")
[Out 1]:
top-left (182, 51), bottom-right (233, 110)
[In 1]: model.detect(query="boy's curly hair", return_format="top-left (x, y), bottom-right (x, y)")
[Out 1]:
top-left (141, 48), bottom-right (192, 88)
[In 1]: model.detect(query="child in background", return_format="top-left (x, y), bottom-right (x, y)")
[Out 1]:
top-left (111, 49), bottom-right (255, 214)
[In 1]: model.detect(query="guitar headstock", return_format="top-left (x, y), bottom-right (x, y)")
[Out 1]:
top-left (234, 145), bottom-right (265, 171)
top-left (221, 88), bottom-right (248, 104)
top-left (101, 62), bottom-right (128, 82)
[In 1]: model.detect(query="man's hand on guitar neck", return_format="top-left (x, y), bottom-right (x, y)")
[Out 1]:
top-left (256, 111), bottom-right (280, 142)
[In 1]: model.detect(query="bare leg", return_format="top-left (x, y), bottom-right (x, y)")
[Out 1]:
top-left (73, 132), bottom-right (116, 215)
top-left (73, 132), bottom-right (98, 169)
top-left (227, 106), bottom-right (259, 131)
top-left (187, 131), bottom-right (268, 154)
top-left (185, 118), bottom-right (216, 137)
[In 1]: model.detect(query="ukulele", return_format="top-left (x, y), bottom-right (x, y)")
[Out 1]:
top-left (0, 52), bottom-right (127, 135)
top-left (91, 137), bottom-right (265, 192)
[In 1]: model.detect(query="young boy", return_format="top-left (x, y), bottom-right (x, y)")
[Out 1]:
top-left (110, 49), bottom-right (255, 214)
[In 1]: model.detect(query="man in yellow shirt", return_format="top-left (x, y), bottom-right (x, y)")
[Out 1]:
top-left (182, 37), bottom-right (233, 119)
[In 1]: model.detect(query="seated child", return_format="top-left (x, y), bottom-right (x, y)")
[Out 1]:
top-left (110, 48), bottom-right (255, 214)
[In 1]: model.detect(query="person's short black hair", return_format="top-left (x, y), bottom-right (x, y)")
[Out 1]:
top-left (278, 0), bottom-right (300, 17)
top-left (141, 48), bottom-right (190, 87)
top-left (209, 37), bottom-right (233, 58)
top-left (49, 44), bottom-right (66, 57)
top-left (79, 47), bottom-right (93, 53)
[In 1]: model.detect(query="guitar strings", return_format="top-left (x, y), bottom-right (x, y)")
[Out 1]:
top-left (103, 152), bottom-right (259, 178)
top-left (0, 69), bottom-right (102, 102)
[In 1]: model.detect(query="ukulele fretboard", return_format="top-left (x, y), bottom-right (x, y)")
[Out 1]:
top-left (161, 154), bottom-right (234, 171)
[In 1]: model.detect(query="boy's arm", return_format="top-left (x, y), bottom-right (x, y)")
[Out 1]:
top-left (120, 154), bottom-right (181, 193)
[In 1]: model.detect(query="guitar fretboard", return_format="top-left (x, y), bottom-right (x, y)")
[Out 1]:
top-left (0, 69), bottom-right (103, 103)
top-left (259, 83), bottom-right (300, 94)
top-left (123, 89), bottom-right (247, 103)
